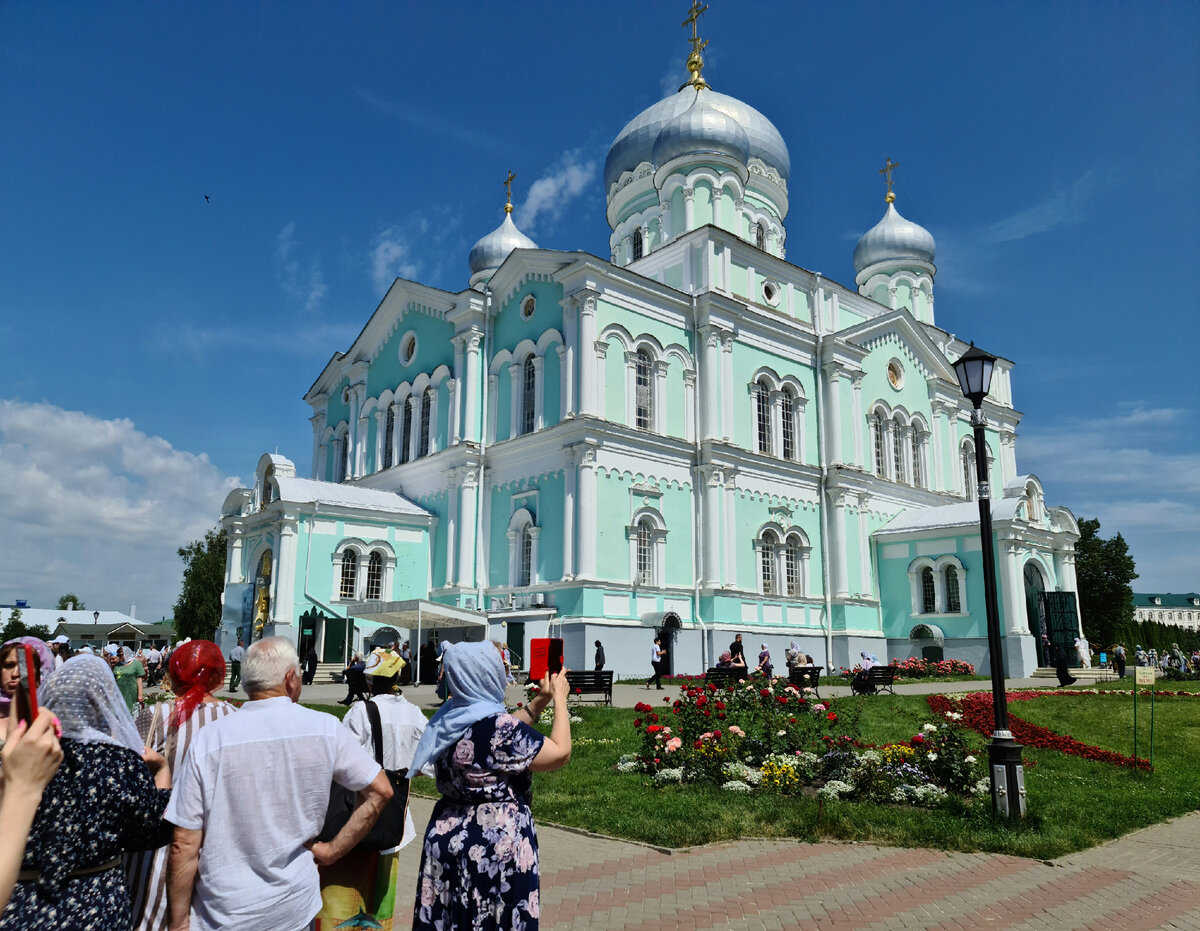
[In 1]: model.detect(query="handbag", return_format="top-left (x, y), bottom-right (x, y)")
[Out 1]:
top-left (319, 699), bottom-right (411, 850)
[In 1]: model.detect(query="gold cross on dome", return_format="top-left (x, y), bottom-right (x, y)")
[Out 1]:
top-left (503, 170), bottom-right (516, 213)
top-left (880, 158), bottom-right (899, 201)
top-left (682, 1), bottom-right (709, 53)
top-left (679, 0), bottom-right (711, 91)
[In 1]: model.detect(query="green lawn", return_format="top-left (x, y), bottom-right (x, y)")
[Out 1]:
top-left (307, 692), bottom-right (1200, 859)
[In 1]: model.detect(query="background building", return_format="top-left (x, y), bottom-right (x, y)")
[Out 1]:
top-left (1133, 593), bottom-right (1200, 632)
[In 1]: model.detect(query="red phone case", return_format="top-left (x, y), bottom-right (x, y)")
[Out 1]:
top-left (528, 638), bottom-right (564, 681)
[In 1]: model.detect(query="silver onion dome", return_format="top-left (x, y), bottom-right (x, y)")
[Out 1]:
top-left (468, 212), bottom-right (537, 278)
top-left (652, 89), bottom-right (750, 169)
top-left (605, 89), bottom-right (790, 191)
top-left (853, 201), bottom-right (936, 274)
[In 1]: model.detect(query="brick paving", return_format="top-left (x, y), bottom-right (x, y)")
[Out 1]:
top-left (392, 796), bottom-right (1200, 930)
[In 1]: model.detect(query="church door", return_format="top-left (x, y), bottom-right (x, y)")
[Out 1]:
top-left (1024, 562), bottom-right (1048, 665)
top-left (506, 623), bottom-right (525, 671)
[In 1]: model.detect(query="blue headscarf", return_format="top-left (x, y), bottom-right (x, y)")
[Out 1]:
top-left (408, 641), bottom-right (508, 777)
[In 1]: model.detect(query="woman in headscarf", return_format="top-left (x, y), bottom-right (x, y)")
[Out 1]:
top-left (411, 641), bottom-right (572, 930)
top-left (0, 654), bottom-right (171, 931)
top-left (0, 636), bottom-right (55, 742)
top-left (124, 640), bottom-right (235, 931)
top-left (851, 652), bottom-right (878, 694)
top-left (434, 639), bottom-right (452, 701)
top-left (756, 643), bottom-right (773, 680)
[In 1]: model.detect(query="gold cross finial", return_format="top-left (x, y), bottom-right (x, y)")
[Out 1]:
top-left (880, 158), bottom-right (899, 203)
top-left (679, 1), bottom-right (711, 92)
top-left (503, 170), bottom-right (516, 214)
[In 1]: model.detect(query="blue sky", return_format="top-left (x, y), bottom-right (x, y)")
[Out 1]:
top-left (2, 1), bottom-right (1197, 620)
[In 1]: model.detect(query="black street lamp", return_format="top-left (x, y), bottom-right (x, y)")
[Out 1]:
top-left (952, 343), bottom-right (1026, 819)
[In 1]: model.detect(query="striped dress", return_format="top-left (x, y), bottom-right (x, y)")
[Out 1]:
top-left (124, 698), bottom-right (237, 931)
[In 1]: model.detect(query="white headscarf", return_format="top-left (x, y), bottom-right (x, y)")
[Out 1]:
top-left (41, 654), bottom-right (144, 755)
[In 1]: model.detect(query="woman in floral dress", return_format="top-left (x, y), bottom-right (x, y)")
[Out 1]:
top-left (409, 641), bottom-right (572, 930)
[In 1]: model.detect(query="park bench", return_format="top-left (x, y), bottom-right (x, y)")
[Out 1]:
top-left (703, 666), bottom-right (753, 687)
top-left (565, 669), bottom-right (614, 706)
top-left (787, 665), bottom-right (823, 699)
top-left (852, 665), bottom-right (897, 695)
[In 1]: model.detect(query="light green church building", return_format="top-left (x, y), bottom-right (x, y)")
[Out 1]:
top-left (217, 18), bottom-right (1081, 679)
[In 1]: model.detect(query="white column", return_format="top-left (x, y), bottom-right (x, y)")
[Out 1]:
top-left (930, 401), bottom-right (947, 491)
top-left (309, 412), bottom-right (325, 480)
top-left (683, 370), bottom-right (696, 442)
top-left (457, 469), bottom-right (478, 587)
top-left (1057, 548), bottom-right (1083, 637)
top-left (700, 467), bottom-right (723, 587)
top-left (563, 450), bottom-right (576, 579)
top-left (653, 360), bottom-right (669, 433)
top-left (659, 200), bottom-right (671, 241)
top-left (427, 390), bottom-right (440, 454)
top-left (373, 409), bottom-right (386, 472)
top-left (348, 390), bottom-right (362, 478)
top-left (857, 493), bottom-right (872, 596)
top-left (407, 396), bottom-right (421, 462)
top-left (227, 533), bottom-right (244, 584)
top-left (576, 445), bottom-right (598, 578)
top-left (390, 402), bottom-right (402, 466)
top-left (884, 419), bottom-right (897, 480)
top-left (445, 472), bottom-right (459, 587)
top-left (509, 365), bottom-right (522, 436)
top-left (463, 333), bottom-right (482, 442)
top-left (578, 296), bottom-right (599, 416)
top-left (850, 375), bottom-right (864, 469)
top-left (827, 489), bottom-right (849, 597)
top-left (623, 351), bottom-right (637, 426)
top-left (722, 473), bottom-right (737, 587)
top-left (720, 334), bottom-right (734, 442)
top-left (274, 519), bottom-right (298, 628)
top-left (701, 328), bottom-right (722, 441)
top-left (769, 391), bottom-right (784, 457)
top-left (532, 355), bottom-right (545, 430)
top-left (824, 366), bottom-right (843, 465)
top-left (683, 187), bottom-right (695, 230)
top-left (528, 527), bottom-right (542, 585)
top-left (557, 344), bottom-right (570, 421)
top-left (356, 414), bottom-right (369, 477)
top-left (506, 530), bottom-right (519, 587)
top-left (1001, 541), bottom-right (1026, 635)
top-left (452, 337), bottom-right (465, 444)
top-left (486, 374), bottom-right (498, 444)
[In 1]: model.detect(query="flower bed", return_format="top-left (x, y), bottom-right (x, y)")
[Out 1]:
top-left (621, 680), bottom-right (986, 807)
top-left (926, 691), bottom-right (1152, 770)
top-left (836, 657), bottom-right (976, 680)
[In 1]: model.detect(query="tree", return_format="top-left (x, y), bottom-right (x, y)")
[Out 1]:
top-left (173, 527), bottom-right (228, 641)
top-left (1074, 517), bottom-right (1138, 648)
top-left (0, 607), bottom-right (52, 643)
top-left (56, 593), bottom-right (86, 610)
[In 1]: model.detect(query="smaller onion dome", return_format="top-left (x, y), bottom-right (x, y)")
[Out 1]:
top-left (853, 199), bottom-right (936, 274)
top-left (468, 211), bottom-right (536, 287)
top-left (651, 89), bottom-right (750, 170)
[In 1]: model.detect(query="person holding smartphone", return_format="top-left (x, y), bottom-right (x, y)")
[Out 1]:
top-left (0, 637), bottom-right (55, 742)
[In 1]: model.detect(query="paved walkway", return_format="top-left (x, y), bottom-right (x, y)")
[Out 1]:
top-left (392, 796), bottom-right (1200, 929)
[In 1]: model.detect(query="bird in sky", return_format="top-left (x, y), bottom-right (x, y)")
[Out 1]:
top-left (204, 194), bottom-right (211, 203)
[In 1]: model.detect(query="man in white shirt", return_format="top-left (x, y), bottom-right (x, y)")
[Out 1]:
top-left (145, 645), bottom-right (163, 686)
top-left (165, 637), bottom-right (392, 931)
top-left (227, 638), bottom-right (245, 692)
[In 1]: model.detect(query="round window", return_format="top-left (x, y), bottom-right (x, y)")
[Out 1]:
top-left (887, 359), bottom-right (904, 390)
top-left (762, 280), bottom-right (780, 306)
top-left (521, 296), bottom-right (536, 319)
top-left (399, 332), bottom-right (418, 366)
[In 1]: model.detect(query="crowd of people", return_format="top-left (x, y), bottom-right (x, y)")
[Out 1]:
top-left (0, 632), bottom-right (574, 930)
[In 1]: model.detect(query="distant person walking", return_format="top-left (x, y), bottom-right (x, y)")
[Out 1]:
top-left (227, 638), bottom-right (245, 692)
top-left (1113, 643), bottom-right (1127, 679)
top-left (729, 634), bottom-right (745, 667)
top-left (594, 640), bottom-right (605, 671)
top-left (646, 637), bottom-right (664, 690)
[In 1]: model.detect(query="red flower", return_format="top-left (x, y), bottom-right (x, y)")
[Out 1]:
top-left (760, 689), bottom-right (770, 697)
top-left (713, 730), bottom-right (722, 739)
top-left (716, 701), bottom-right (726, 710)
top-left (646, 725), bottom-right (662, 734)
top-left (717, 712), bottom-right (726, 719)
top-left (789, 717), bottom-right (797, 724)
top-left (516, 702), bottom-right (524, 708)
top-left (574, 687), bottom-right (582, 694)
top-left (696, 696), bottom-right (708, 707)
top-left (648, 713), bottom-right (659, 723)
top-left (777, 696), bottom-right (788, 705)
top-left (827, 712), bottom-right (838, 722)
top-left (911, 733), bottom-right (925, 744)
top-left (633, 718), bottom-right (642, 727)
top-left (665, 697), bottom-right (672, 704)
top-left (693, 740), bottom-right (703, 749)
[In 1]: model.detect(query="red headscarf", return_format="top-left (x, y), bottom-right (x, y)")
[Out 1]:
top-left (169, 640), bottom-right (226, 726)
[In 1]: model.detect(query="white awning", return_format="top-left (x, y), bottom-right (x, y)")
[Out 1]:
top-left (345, 599), bottom-right (488, 631)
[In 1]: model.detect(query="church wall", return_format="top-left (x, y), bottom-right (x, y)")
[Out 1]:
top-left (493, 364), bottom-right (513, 441)
top-left (412, 491), bottom-right (449, 590)
top-left (434, 377), bottom-right (451, 452)
top-left (493, 278), bottom-right (564, 355)
top-left (602, 336), bottom-right (626, 422)
top-left (693, 180), bottom-right (714, 227)
top-left (371, 310), bottom-right (455, 400)
top-left (542, 345), bottom-right (562, 426)
top-left (665, 361), bottom-right (687, 438)
top-left (325, 379), bottom-right (352, 439)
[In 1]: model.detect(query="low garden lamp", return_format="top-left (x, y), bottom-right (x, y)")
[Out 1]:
top-left (952, 342), bottom-right (1026, 819)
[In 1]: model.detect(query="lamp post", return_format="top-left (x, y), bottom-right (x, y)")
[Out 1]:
top-left (952, 343), bottom-right (1026, 819)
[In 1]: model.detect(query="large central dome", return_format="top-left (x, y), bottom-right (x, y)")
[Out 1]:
top-left (604, 88), bottom-right (790, 193)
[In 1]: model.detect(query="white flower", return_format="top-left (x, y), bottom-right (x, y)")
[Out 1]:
top-left (964, 755), bottom-right (977, 764)
top-left (777, 729), bottom-right (787, 736)
top-left (945, 712), bottom-right (963, 721)
top-left (927, 753), bottom-right (938, 761)
top-left (722, 780), bottom-right (753, 792)
top-left (923, 723), bottom-right (938, 732)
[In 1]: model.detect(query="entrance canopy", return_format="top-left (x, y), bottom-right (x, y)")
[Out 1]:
top-left (346, 599), bottom-right (488, 632)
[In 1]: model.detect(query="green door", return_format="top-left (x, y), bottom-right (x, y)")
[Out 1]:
top-left (322, 616), bottom-right (348, 664)
top-left (506, 623), bottom-right (525, 670)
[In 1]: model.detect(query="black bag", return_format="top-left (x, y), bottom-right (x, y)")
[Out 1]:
top-left (319, 700), bottom-right (410, 850)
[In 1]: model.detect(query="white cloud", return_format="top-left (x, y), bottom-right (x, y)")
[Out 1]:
top-left (275, 222), bottom-right (327, 314)
top-left (371, 225), bottom-right (425, 294)
top-left (981, 169), bottom-right (1098, 244)
top-left (0, 400), bottom-right (241, 621)
top-left (519, 150), bottom-right (597, 233)
top-left (147, 320), bottom-right (359, 359)
top-left (355, 88), bottom-right (499, 151)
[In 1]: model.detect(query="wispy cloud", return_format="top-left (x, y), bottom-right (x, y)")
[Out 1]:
top-left (0, 400), bottom-right (242, 620)
top-left (371, 223), bottom-right (427, 294)
top-left (275, 222), bottom-right (327, 314)
top-left (980, 169), bottom-right (1099, 244)
top-left (356, 88), bottom-right (499, 151)
top-left (1019, 401), bottom-right (1200, 589)
top-left (519, 150), bottom-right (596, 234)
top-left (364, 207), bottom-right (462, 294)
top-left (148, 320), bottom-right (358, 359)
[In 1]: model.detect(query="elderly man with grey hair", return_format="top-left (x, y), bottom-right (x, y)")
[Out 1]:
top-left (164, 637), bottom-right (392, 931)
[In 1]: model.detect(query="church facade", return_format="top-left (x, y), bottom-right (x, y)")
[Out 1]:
top-left (217, 16), bottom-right (1081, 678)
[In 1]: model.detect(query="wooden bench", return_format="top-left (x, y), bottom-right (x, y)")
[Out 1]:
top-left (704, 666), bottom-right (752, 687)
top-left (852, 665), bottom-right (897, 695)
top-left (787, 665), bottom-right (823, 699)
top-left (565, 670), bottom-right (614, 706)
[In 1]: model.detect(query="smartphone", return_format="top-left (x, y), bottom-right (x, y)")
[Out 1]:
top-left (528, 638), bottom-right (564, 681)
top-left (15, 643), bottom-right (39, 727)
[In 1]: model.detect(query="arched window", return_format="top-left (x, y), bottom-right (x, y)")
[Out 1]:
top-left (518, 528), bottom-right (533, 587)
top-left (911, 431), bottom-right (923, 489)
top-left (419, 389), bottom-right (433, 456)
top-left (340, 434), bottom-right (350, 482)
top-left (872, 417), bottom-right (886, 478)
top-left (945, 565), bottom-right (961, 613)
top-left (962, 442), bottom-right (976, 500)
top-left (260, 466), bottom-right (274, 508)
top-left (632, 228), bottom-right (644, 261)
top-left (634, 350), bottom-right (653, 430)
top-left (340, 551), bottom-right (358, 600)
top-left (636, 518), bottom-right (654, 585)
top-left (755, 222), bottom-right (766, 250)
top-left (365, 551), bottom-right (384, 600)
top-left (892, 418), bottom-right (907, 484)
top-left (755, 379), bottom-right (772, 454)
top-left (521, 357), bottom-right (537, 435)
top-left (781, 390), bottom-right (795, 460)
top-left (399, 401), bottom-right (413, 464)
top-left (784, 532), bottom-right (810, 596)
top-left (760, 530), bottom-right (778, 595)
top-left (383, 407), bottom-right (395, 469)
top-left (921, 567), bottom-right (936, 614)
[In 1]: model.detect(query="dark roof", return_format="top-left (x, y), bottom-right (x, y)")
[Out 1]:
top-left (1133, 593), bottom-right (1200, 608)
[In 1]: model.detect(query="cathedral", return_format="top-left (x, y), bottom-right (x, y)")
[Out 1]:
top-left (217, 8), bottom-right (1082, 678)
